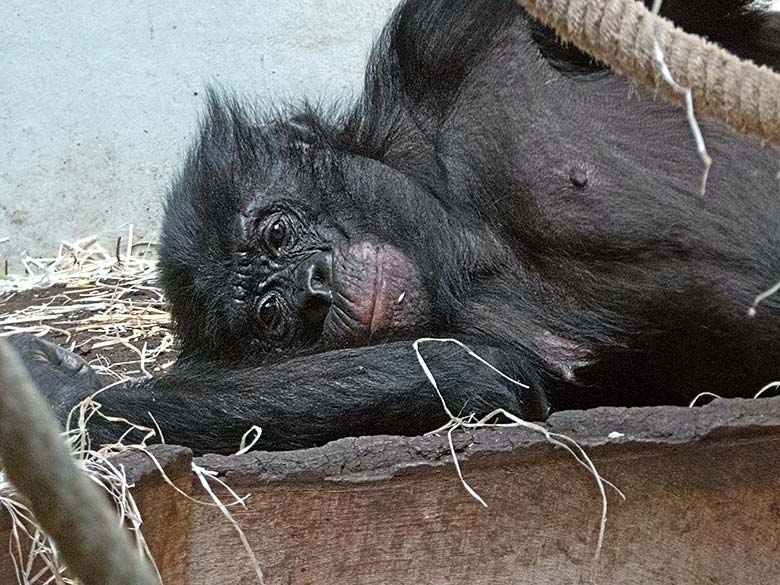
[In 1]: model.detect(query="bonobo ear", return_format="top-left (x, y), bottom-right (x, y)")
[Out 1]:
top-left (243, 113), bottom-right (322, 151)
top-left (286, 114), bottom-right (315, 136)
top-left (283, 114), bottom-right (322, 152)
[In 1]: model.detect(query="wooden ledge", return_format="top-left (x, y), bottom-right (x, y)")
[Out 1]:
top-left (197, 396), bottom-right (780, 483)
top-left (2, 397), bottom-right (780, 584)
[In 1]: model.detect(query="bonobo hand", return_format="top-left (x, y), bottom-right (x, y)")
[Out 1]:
top-left (7, 333), bottom-right (104, 424)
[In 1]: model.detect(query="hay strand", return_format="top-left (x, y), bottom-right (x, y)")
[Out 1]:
top-left (412, 337), bottom-right (622, 566)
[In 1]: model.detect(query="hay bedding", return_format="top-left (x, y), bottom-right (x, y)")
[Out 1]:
top-left (0, 231), bottom-right (269, 585)
top-left (0, 285), bottom-right (174, 379)
top-left (0, 232), bottom-right (176, 382)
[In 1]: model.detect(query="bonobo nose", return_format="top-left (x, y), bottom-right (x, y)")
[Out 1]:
top-left (295, 251), bottom-right (333, 322)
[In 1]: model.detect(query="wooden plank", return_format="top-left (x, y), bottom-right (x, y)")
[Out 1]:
top-left (119, 446), bottom-right (194, 584)
top-left (191, 398), bottom-right (780, 585)
top-left (2, 398), bottom-right (780, 584)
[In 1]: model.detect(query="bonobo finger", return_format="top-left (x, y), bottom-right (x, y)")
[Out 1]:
top-left (7, 333), bottom-right (89, 372)
top-left (5, 333), bottom-right (104, 419)
top-left (6, 332), bottom-right (51, 360)
top-left (7, 332), bottom-right (60, 364)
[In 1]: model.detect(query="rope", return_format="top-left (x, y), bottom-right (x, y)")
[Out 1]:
top-left (518, 0), bottom-right (780, 144)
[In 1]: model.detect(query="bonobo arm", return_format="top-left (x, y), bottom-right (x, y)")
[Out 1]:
top-left (9, 335), bottom-right (547, 455)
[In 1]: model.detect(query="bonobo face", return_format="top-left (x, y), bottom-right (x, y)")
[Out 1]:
top-left (232, 191), bottom-right (430, 354)
top-left (158, 99), bottom-right (432, 359)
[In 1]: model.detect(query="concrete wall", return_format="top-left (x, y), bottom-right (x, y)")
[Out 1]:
top-left (0, 0), bottom-right (398, 269)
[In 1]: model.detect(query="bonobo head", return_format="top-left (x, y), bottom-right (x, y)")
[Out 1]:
top-left (159, 95), bottom-right (440, 360)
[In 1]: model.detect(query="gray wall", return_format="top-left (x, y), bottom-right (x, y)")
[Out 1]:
top-left (0, 0), bottom-right (398, 268)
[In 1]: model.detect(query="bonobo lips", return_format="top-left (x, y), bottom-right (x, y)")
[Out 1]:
top-left (324, 241), bottom-right (429, 343)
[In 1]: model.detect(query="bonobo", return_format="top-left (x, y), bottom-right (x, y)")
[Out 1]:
top-left (11, 0), bottom-right (780, 455)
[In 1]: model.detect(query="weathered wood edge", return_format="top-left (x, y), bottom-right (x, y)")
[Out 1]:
top-left (2, 397), bottom-right (778, 550)
top-left (195, 396), bottom-right (780, 484)
top-left (2, 398), bottom-right (777, 499)
top-left (115, 444), bottom-right (193, 485)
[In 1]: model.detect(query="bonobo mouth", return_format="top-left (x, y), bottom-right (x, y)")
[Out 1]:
top-left (324, 241), bottom-right (429, 344)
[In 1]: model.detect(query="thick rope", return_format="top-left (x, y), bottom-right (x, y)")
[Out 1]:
top-left (0, 340), bottom-right (158, 585)
top-left (517, 0), bottom-right (780, 145)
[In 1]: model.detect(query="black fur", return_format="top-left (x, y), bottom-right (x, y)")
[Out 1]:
top-left (11, 0), bottom-right (780, 455)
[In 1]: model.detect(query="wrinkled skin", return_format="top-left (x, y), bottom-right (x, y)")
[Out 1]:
top-left (9, 0), bottom-right (780, 455)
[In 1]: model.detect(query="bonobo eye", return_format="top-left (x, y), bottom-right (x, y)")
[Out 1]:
top-left (255, 293), bottom-right (285, 334)
top-left (263, 215), bottom-right (290, 255)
